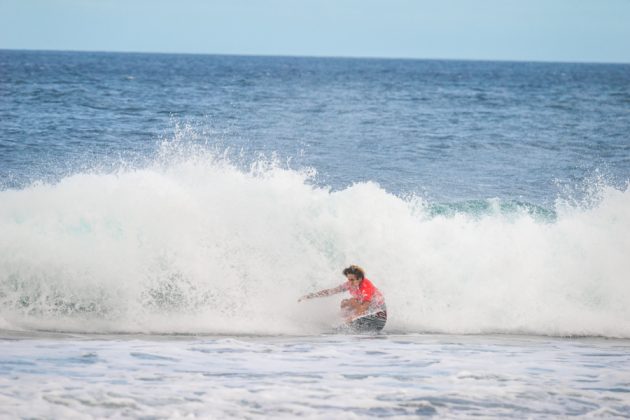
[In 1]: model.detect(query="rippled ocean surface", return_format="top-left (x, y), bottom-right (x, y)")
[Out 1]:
top-left (1, 50), bottom-right (629, 417)
top-left (1, 333), bottom-right (630, 418)
top-left (2, 50), bottom-right (629, 201)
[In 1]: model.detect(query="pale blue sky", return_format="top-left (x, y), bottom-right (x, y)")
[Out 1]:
top-left (1, 0), bottom-right (629, 63)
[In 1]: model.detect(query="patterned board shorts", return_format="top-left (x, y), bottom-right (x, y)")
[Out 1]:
top-left (349, 305), bottom-right (387, 333)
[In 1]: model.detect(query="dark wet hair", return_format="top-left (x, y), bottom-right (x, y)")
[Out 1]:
top-left (342, 265), bottom-right (365, 280)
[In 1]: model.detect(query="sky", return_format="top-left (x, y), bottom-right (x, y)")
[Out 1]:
top-left (1, 0), bottom-right (630, 63)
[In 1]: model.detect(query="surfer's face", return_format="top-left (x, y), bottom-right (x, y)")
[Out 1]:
top-left (346, 274), bottom-right (360, 284)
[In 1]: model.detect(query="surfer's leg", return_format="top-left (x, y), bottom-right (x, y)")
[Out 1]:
top-left (340, 299), bottom-right (354, 318)
top-left (341, 298), bottom-right (359, 309)
top-left (340, 298), bottom-right (360, 310)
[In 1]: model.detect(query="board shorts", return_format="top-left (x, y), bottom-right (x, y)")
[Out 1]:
top-left (349, 304), bottom-right (387, 333)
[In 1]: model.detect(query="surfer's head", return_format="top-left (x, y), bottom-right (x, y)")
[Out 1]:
top-left (343, 265), bottom-right (365, 281)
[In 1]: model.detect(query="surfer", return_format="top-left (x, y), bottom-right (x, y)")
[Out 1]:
top-left (298, 265), bottom-right (387, 331)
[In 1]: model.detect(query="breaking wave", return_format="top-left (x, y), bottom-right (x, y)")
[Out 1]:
top-left (1, 140), bottom-right (629, 337)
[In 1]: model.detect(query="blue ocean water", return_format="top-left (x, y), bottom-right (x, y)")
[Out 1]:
top-left (2, 50), bottom-right (629, 203)
top-left (1, 50), bottom-right (630, 417)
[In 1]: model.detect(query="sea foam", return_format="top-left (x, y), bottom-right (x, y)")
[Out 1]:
top-left (1, 143), bottom-right (629, 337)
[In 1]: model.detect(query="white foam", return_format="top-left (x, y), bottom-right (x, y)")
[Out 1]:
top-left (1, 146), bottom-right (629, 337)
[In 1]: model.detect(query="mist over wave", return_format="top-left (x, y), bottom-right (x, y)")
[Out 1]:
top-left (1, 140), bottom-right (629, 337)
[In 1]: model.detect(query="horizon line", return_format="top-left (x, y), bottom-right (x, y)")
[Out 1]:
top-left (2, 47), bottom-right (629, 66)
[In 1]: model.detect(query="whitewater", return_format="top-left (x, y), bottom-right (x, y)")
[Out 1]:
top-left (1, 141), bottom-right (628, 338)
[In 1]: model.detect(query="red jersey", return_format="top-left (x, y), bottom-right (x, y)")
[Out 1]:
top-left (342, 278), bottom-right (385, 310)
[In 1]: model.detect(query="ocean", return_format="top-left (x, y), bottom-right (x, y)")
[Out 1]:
top-left (1, 49), bottom-right (629, 417)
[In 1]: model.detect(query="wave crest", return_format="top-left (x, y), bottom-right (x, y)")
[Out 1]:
top-left (1, 145), bottom-right (629, 337)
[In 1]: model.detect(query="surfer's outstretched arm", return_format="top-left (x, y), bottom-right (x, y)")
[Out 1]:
top-left (298, 285), bottom-right (346, 302)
